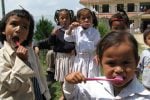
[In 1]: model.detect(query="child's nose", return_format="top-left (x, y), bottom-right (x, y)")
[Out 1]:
top-left (114, 66), bottom-right (124, 74)
top-left (63, 19), bottom-right (67, 22)
top-left (16, 26), bottom-right (20, 30)
top-left (85, 18), bottom-right (89, 21)
top-left (15, 26), bottom-right (21, 32)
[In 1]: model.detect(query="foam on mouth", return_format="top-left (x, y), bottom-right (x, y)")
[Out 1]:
top-left (113, 76), bottom-right (123, 82)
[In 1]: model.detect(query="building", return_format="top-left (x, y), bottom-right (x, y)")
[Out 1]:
top-left (80, 0), bottom-right (150, 32)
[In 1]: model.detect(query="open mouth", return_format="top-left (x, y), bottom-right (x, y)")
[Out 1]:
top-left (12, 36), bottom-right (19, 42)
top-left (112, 76), bottom-right (125, 84)
top-left (12, 36), bottom-right (20, 47)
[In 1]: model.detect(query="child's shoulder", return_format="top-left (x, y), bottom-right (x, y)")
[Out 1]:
top-left (89, 26), bottom-right (98, 30)
top-left (141, 48), bottom-right (150, 55)
top-left (0, 46), bottom-right (11, 60)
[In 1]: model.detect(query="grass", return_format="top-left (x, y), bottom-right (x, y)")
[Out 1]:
top-left (39, 50), bottom-right (62, 99)
top-left (49, 82), bottom-right (62, 100)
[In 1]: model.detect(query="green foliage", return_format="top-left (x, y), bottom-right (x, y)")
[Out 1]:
top-left (39, 50), bottom-right (48, 71)
top-left (34, 16), bottom-right (54, 41)
top-left (97, 19), bottom-right (110, 37)
top-left (33, 16), bottom-right (61, 99)
top-left (49, 82), bottom-right (62, 100)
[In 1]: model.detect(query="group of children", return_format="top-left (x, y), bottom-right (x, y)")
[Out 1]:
top-left (34, 8), bottom-right (101, 100)
top-left (0, 7), bottom-right (150, 100)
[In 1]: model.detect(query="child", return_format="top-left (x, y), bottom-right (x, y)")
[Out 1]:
top-left (109, 9), bottom-right (130, 31)
top-left (46, 48), bottom-right (56, 83)
top-left (34, 8), bottom-right (75, 100)
top-left (0, 9), bottom-right (50, 100)
top-left (137, 28), bottom-right (150, 90)
top-left (63, 31), bottom-right (150, 99)
top-left (64, 8), bottom-right (101, 78)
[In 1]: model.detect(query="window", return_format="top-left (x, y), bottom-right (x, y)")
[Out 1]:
top-left (140, 2), bottom-right (150, 12)
top-left (93, 5), bottom-right (99, 12)
top-left (127, 3), bottom-right (134, 12)
top-left (102, 4), bottom-right (109, 13)
top-left (117, 4), bottom-right (124, 11)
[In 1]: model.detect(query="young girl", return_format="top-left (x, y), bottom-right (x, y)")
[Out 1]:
top-left (64, 8), bottom-right (101, 78)
top-left (34, 9), bottom-right (75, 100)
top-left (109, 9), bottom-right (130, 31)
top-left (63, 31), bottom-right (150, 99)
top-left (137, 28), bottom-right (150, 90)
top-left (0, 9), bottom-right (50, 100)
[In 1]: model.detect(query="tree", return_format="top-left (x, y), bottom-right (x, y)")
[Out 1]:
top-left (97, 18), bottom-right (110, 37)
top-left (34, 16), bottom-right (54, 68)
top-left (34, 16), bottom-right (54, 41)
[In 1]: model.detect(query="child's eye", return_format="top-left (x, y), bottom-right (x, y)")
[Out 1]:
top-left (122, 61), bottom-right (131, 65)
top-left (82, 16), bottom-right (91, 20)
top-left (21, 25), bottom-right (28, 30)
top-left (106, 61), bottom-right (116, 67)
top-left (11, 22), bottom-right (17, 27)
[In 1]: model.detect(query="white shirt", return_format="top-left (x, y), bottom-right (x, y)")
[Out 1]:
top-left (0, 41), bottom-right (51, 100)
top-left (64, 26), bottom-right (100, 54)
top-left (138, 48), bottom-right (150, 73)
top-left (64, 26), bottom-right (101, 78)
top-left (138, 48), bottom-right (150, 88)
top-left (63, 76), bottom-right (150, 100)
top-left (0, 41), bottom-right (3, 48)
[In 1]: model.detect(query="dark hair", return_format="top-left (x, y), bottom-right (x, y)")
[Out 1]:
top-left (54, 9), bottom-right (74, 25)
top-left (0, 9), bottom-right (34, 46)
top-left (109, 10), bottom-right (129, 29)
top-left (96, 31), bottom-right (139, 62)
top-left (77, 8), bottom-right (98, 27)
top-left (143, 28), bottom-right (150, 44)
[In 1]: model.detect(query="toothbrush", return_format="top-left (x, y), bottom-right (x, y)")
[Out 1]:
top-left (15, 41), bottom-right (20, 46)
top-left (86, 76), bottom-right (123, 82)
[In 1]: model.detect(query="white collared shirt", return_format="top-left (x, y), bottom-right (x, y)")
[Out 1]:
top-left (64, 26), bottom-right (100, 54)
top-left (0, 41), bottom-right (51, 100)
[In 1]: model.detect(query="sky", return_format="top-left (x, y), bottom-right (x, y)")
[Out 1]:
top-left (0, 0), bottom-right (84, 23)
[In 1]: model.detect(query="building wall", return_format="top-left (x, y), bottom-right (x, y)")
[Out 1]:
top-left (80, 0), bottom-right (150, 32)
